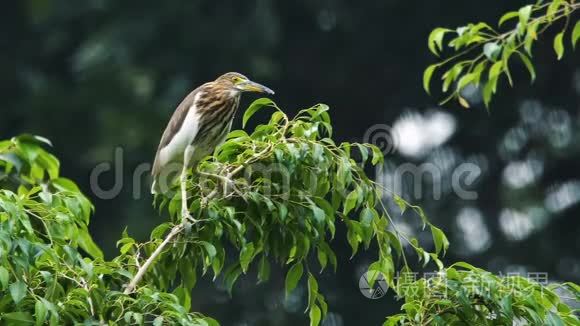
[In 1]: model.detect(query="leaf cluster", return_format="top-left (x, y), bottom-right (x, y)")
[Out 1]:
top-left (424, 0), bottom-right (580, 109)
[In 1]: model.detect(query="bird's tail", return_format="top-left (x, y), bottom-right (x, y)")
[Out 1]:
top-left (151, 178), bottom-right (161, 194)
top-left (151, 174), bottom-right (177, 195)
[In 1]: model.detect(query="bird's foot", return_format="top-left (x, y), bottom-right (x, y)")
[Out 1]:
top-left (222, 178), bottom-right (236, 196)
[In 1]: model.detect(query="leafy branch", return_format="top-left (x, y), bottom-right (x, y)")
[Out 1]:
top-left (384, 263), bottom-right (580, 325)
top-left (122, 99), bottom-right (448, 325)
top-left (424, 0), bottom-right (580, 109)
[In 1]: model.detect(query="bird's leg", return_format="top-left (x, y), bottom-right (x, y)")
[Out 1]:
top-left (181, 145), bottom-right (195, 223)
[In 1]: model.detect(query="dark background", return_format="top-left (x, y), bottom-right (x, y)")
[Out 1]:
top-left (1, 1), bottom-right (579, 325)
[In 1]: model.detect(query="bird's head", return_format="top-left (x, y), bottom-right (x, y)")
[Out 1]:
top-left (215, 72), bottom-right (275, 95)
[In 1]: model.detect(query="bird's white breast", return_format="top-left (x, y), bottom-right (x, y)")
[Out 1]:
top-left (158, 92), bottom-right (203, 166)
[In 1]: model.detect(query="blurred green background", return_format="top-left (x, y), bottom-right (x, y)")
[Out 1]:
top-left (1, 0), bottom-right (579, 325)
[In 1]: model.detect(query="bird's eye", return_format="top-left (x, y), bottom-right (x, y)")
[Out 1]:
top-left (232, 76), bottom-right (244, 84)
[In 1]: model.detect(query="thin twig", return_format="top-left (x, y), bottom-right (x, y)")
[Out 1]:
top-left (124, 224), bottom-right (184, 294)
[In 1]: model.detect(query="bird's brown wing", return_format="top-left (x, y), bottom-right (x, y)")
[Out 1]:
top-left (151, 88), bottom-right (200, 178)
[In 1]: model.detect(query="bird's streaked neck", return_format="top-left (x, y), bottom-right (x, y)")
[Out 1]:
top-left (228, 89), bottom-right (242, 98)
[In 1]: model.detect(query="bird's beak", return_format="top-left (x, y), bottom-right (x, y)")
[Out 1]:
top-left (238, 80), bottom-right (275, 95)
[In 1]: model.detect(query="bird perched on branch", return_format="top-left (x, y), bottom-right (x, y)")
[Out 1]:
top-left (151, 72), bottom-right (274, 220)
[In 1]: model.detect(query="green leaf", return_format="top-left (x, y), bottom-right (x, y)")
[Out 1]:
top-left (239, 242), bottom-right (255, 273)
top-left (456, 73), bottom-right (476, 92)
top-left (307, 273), bottom-right (319, 309)
top-left (547, 1), bottom-right (563, 21)
top-left (212, 246), bottom-right (225, 279)
top-left (9, 280), bottom-right (26, 304)
top-left (23, 134), bottom-right (52, 147)
top-left (393, 195), bottom-right (407, 213)
top-left (224, 264), bottom-right (242, 295)
top-left (360, 207), bottom-right (374, 226)
top-left (384, 315), bottom-right (406, 326)
top-left (36, 152), bottom-right (60, 179)
top-left (343, 190), bottom-right (359, 215)
top-left (258, 255), bottom-right (270, 283)
top-left (78, 230), bottom-right (104, 260)
top-left (386, 231), bottom-right (403, 259)
top-left (501, 295), bottom-right (514, 319)
top-left (553, 32), bottom-right (565, 60)
top-left (423, 64), bottom-right (438, 94)
top-left (203, 317), bottom-right (220, 326)
top-left (516, 51), bottom-right (536, 82)
top-left (242, 98), bottom-right (276, 127)
top-left (482, 81), bottom-right (494, 108)
top-left (346, 222), bottom-right (362, 257)
top-left (525, 21), bottom-right (540, 54)
top-left (498, 11), bottom-right (519, 26)
top-left (319, 241), bottom-right (337, 272)
top-left (150, 222), bottom-right (171, 240)
top-left (371, 145), bottom-right (384, 165)
top-left (518, 5), bottom-right (532, 31)
top-left (0, 266), bottom-right (9, 290)
top-left (366, 261), bottom-right (384, 288)
top-left (572, 21), bottom-right (580, 49)
top-left (317, 294), bottom-right (328, 318)
top-left (309, 305), bottom-right (322, 326)
top-left (316, 247), bottom-right (328, 272)
top-left (200, 241), bottom-right (217, 260)
top-left (442, 63), bottom-right (463, 92)
top-left (35, 300), bottom-right (48, 326)
top-left (51, 177), bottom-right (80, 192)
top-left (430, 225), bottom-right (450, 256)
top-left (450, 261), bottom-right (480, 271)
top-left (225, 129), bottom-right (249, 140)
top-left (547, 312), bottom-right (565, 326)
top-left (311, 205), bottom-right (326, 224)
top-left (428, 28), bottom-right (451, 56)
top-left (489, 61), bottom-right (503, 80)
top-left (285, 262), bottom-right (304, 297)
top-left (2, 312), bottom-right (34, 324)
top-left (120, 242), bottom-right (133, 254)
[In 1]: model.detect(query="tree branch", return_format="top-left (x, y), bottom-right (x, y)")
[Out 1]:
top-left (124, 223), bottom-right (184, 294)
top-left (122, 149), bottom-right (273, 294)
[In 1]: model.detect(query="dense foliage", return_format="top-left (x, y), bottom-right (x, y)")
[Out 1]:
top-left (0, 136), bottom-right (215, 325)
top-left (2, 101), bottom-right (578, 325)
top-left (0, 103), bottom-right (447, 325)
top-left (122, 99), bottom-right (447, 325)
